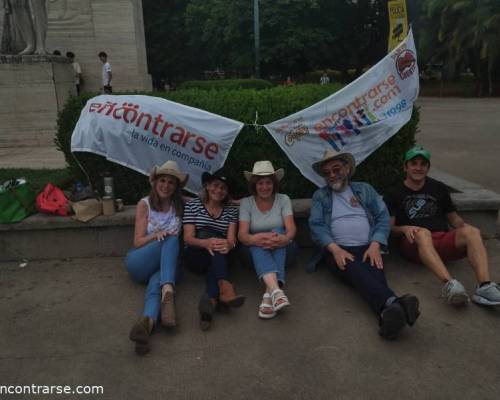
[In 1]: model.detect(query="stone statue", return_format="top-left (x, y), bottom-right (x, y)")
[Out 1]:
top-left (1, 0), bottom-right (48, 55)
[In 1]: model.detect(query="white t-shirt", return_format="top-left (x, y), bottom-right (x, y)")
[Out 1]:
top-left (330, 186), bottom-right (370, 246)
top-left (72, 62), bottom-right (82, 84)
top-left (102, 62), bottom-right (112, 86)
top-left (320, 75), bottom-right (330, 85)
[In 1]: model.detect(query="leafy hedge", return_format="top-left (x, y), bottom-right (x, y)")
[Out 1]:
top-left (178, 79), bottom-right (273, 90)
top-left (55, 84), bottom-right (418, 204)
top-left (304, 69), bottom-right (345, 84)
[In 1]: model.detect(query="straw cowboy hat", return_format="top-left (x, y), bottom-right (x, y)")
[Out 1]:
top-left (244, 160), bottom-right (285, 182)
top-left (312, 149), bottom-right (356, 178)
top-left (149, 160), bottom-right (189, 187)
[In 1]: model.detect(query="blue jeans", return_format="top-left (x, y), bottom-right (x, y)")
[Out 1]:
top-left (324, 245), bottom-right (395, 314)
top-left (244, 228), bottom-right (298, 285)
top-left (125, 236), bottom-right (180, 320)
top-left (185, 246), bottom-right (230, 299)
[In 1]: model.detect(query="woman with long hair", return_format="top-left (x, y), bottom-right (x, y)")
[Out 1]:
top-left (126, 160), bottom-right (187, 355)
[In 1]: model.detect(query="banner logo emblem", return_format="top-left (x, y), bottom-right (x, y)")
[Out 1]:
top-left (396, 49), bottom-right (416, 80)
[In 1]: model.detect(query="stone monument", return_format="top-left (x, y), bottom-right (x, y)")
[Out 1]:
top-left (1, 0), bottom-right (48, 55)
top-left (0, 0), bottom-right (151, 148)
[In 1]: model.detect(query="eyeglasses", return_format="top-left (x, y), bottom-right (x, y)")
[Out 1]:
top-left (321, 165), bottom-right (345, 176)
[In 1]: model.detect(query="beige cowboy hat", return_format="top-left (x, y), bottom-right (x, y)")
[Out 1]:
top-left (244, 160), bottom-right (285, 182)
top-left (149, 160), bottom-right (189, 187)
top-left (312, 149), bottom-right (356, 178)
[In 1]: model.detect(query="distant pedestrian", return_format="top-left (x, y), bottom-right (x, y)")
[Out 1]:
top-left (98, 51), bottom-right (112, 94)
top-left (66, 51), bottom-right (82, 95)
top-left (320, 73), bottom-right (330, 85)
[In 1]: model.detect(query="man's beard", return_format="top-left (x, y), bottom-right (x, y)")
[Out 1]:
top-left (329, 176), bottom-right (348, 192)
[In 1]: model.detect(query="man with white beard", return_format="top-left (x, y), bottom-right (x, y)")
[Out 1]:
top-left (308, 150), bottom-right (420, 340)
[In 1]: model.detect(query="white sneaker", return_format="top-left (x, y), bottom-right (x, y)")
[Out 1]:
top-left (472, 282), bottom-right (500, 306)
top-left (442, 279), bottom-right (469, 306)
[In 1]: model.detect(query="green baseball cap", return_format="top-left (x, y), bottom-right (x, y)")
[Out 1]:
top-left (404, 146), bottom-right (431, 162)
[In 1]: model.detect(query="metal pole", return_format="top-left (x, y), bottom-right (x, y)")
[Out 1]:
top-left (253, 0), bottom-right (261, 78)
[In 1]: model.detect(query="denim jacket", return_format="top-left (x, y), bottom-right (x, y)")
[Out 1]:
top-left (306, 181), bottom-right (390, 272)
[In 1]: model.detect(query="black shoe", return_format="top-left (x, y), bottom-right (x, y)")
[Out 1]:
top-left (379, 302), bottom-right (406, 340)
top-left (198, 294), bottom-right (216, 331)
top-left (397, 294), bottom-right (420, 326)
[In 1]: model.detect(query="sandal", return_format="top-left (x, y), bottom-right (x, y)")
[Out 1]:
top-left (271, 288), bottom-right (290, 312)
top-left (258, 293), bottom-right (276, 319)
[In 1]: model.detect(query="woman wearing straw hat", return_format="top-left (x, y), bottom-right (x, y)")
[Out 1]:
top-left (238, 161), bottom-right (297, 319)
top-left (126, 160), bottom-right (188, 355)
top-left (183, 168), bottom-right (245, 331)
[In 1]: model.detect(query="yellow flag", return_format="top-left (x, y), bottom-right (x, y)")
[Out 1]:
top-left (388, 0), bottom-right (408, 52)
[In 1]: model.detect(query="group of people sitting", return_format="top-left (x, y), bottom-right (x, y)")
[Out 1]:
top-left (125, 146), bottom-right (500, 355)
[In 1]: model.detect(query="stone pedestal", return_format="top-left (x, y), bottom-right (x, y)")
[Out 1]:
top-left (0, 0), bottom-right (151, 149)
top-left (0, 55), bottom-right (75, 147)
top-left (45, 0), bottom-right (152, 93)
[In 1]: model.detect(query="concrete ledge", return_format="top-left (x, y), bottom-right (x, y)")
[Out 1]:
top-left (0, 206), bottom-right (136, 232)
top-left (429, 169), bottom-right (500, 238)
top-left (1, 169), bottom-right (499, 261)
top-left (430, 169), bottom-right (500, 211)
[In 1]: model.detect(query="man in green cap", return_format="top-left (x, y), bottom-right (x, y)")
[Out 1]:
top-left (385, 146), bottom-right (500, 307)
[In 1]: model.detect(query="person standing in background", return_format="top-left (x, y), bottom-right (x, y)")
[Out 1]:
top-left (98, 51), bottom-right (112, 94)
top-left (66, 51), bottom-right (82, 95)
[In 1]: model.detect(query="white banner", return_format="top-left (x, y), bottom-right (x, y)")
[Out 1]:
top-left (71, 95), bottom-right (244, 193)
top-left (265, 30), bottom-right (419, 187)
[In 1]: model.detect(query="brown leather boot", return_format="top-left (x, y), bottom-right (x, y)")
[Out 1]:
top-left (218, 280), bottom-right (245, 307)
top-left (129, 316), bottom-right (152, 356)
top-left (160, 291), bottom-right (176, 327)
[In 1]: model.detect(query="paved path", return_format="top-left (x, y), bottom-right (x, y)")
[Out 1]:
top-left (416, 97), bottom-right (500, 194)
top-left (1, 244), bottom-right (500, 399)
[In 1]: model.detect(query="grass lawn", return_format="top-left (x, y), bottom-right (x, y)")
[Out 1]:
top-left (0, 168), bottom-right (73, 195)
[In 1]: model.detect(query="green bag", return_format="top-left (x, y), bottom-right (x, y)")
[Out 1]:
top-left (0, 178), bottom-right (37, 223)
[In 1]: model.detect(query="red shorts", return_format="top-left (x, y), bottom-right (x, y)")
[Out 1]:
top-left (399, 230), bottom-right (466, 264)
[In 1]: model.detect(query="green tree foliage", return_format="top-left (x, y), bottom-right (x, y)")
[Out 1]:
top-left (417, 0), bottom-right (500, 94)
top-left (142, 0), bottom-right (389, 84)
top-left (178, 79), bottom-right (273, 90)
top-left (142, 0), bottom-right (194, 84)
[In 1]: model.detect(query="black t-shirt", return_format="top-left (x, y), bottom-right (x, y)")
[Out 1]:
top-left (384, 177), bottom-right (456, 232)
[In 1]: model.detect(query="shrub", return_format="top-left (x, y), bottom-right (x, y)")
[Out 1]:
top-left (55, 84), bottom-right (418, 204)
top-left (305, 69), bottom-right (344, 84)
top-left (178, 79), bottom-right (273, 91)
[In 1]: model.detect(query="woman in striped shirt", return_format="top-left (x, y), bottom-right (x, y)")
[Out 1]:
top-left (183, 169), bottom-right (245, 330)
